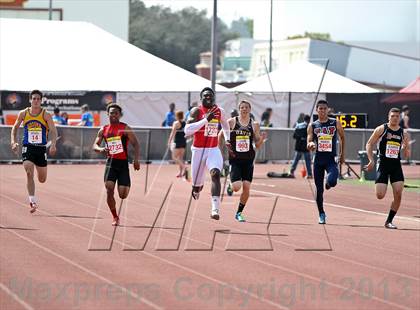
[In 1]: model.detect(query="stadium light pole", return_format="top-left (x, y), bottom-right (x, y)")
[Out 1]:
top-left (48, 0), bottom-right (53, 20)
top-left (210, 0), bottom-right (217, 91)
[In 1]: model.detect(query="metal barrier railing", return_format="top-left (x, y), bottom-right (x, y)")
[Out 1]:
top-left (1, 126), bottom-right (418, 162)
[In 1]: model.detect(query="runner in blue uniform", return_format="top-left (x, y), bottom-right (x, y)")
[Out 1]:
top-left (307, 100), bottom-right (345, 224)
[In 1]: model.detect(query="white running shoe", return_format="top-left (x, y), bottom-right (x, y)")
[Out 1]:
top-left (384, 222), bottom-right (397, 229)
top-left (29, 202), bottom-right (38, 214)
top-left (211, 209), bottom-right (220, 220)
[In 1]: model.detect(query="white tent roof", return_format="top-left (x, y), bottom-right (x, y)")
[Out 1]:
top-left (0, 18), bottom-right (227, 92)
top-left (233, 61), bottom-right (379, 93)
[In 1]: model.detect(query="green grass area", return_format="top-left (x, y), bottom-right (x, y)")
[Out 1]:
top-left (340, 178), bottom-right (420, 193)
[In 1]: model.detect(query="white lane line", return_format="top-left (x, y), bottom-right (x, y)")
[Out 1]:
top-left (0, 282), bottom-right (34, 310)
top-left (250, 189), bottom-right (420, 223)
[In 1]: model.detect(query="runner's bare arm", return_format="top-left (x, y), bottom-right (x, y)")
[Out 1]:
top-left (92, 127), bottom-right (107, 153)
top-left (167, 121), bottom-right (179, 147)
top-left (253, 122), bottom-right (266, 149)
top-left (219, 108), bottom-right (231, 142)
top-left (336, 120), bottom-right (345, 164)
top-left (184, 107), bottom-right (208, 136)
top-left (402, 131), bottom-right (410, 159)
top-left (218, 117), bottom-right (235, 150)
top-left (306, 123), bottom-right (316, 151)
top-left (10, 110), bottom-right (26, 153)
top-left (44, 112), bottom-right (58, 156)
top-left (364, 125), bottom-right (384, 170)
top-left (10, 110), bottom-right (26, 150)
top-left (126, 125), bottom-right (140, 170)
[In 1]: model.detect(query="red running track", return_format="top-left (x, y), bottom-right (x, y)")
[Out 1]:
top-left (0, 164), bottom-right (419, 309)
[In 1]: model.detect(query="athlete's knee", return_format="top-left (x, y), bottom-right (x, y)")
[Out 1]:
top-left (192, 185), bottom-right (203, 192)
top-left (329, 179), bottom-right (337, 187)
top-left (210, 168), bottom-right (221, 180)
top-left (25, 169), bottom-right (34, 178)
top-left (316, 187), bottom-right (324, 196)
top-left (242, 182), bottom-right (251, 192)
top-left (119, 192), bottom-right (129, 199)
top-left (38, 175), bottom-right (47, 183)
top-left (394, 190), bottom-right (402, 201)
top-left (376, 191), bottom-right (386, 199)
top-left (106, 187), bottom-right (115, 196)
top-left (232, 182), bottom-right (241, 192)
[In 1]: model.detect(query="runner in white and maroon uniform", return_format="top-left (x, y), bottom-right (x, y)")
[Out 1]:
top-left (184, 87), bottom-right (232, 220)
top-left (93, 103), bottom-right (140, 226)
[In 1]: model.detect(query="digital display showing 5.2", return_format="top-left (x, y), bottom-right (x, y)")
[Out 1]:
top-left (313, 113), bottom-right (367, 128)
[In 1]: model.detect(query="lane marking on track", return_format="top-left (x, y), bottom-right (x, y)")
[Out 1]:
top-left (0, 282), bottom-right (34, 310)
top-left (250, 189), bottom-right (420, 223)
top-left (2, 229), bottom-right (163, 310)
top-left (3, 190), bottom-right (419, 309)
top-left (1, 194), bottom-right (289, 310)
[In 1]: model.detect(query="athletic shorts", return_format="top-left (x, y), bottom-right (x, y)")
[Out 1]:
top-left (190, 147), bottom-right (223, 187)
top-left (175, 142), bottom-right (186, 149)
top-left (376, 160), bottom-right (404, 184)
top-left (22, 145), bottom-right (47, 167)
top-left (104, 158), bottom-right (131, 187)
top-left (230, 159), bottom-right (254, 183)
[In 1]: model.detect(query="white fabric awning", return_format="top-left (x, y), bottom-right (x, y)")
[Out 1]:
top-left (0, 18), bottom-right (227, 92)
top-left (233, 61), bottom-right (379, 93)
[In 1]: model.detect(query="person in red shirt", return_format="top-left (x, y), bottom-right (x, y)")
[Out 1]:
top-left (184, 87), bottom-right (232, 220)
top-left (93, 103), bottom-right (140, 226)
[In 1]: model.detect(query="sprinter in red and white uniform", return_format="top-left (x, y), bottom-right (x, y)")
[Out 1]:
top-left (184, 87), bottom-right (232, 220)
top-left (93, 103), bottom-right (140, 226)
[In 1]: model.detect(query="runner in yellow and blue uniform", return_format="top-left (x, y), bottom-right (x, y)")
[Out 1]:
top-left (11, 90), bottom-right (58, 213)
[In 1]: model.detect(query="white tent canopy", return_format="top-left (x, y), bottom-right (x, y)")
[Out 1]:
top-left (233, 61), bottom-right (379, 93)
top-left (0, 18), bottom-right (227, 92)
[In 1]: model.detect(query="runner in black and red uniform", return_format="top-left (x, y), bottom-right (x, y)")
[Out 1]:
top-left (93, 103), bottom-right (140, 226)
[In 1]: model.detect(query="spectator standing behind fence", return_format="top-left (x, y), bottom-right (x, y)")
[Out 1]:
top-left (52, 107), bottom-right (66, 125)
top-left (61, 112), bottom-right (69, 125)
top-left (288, 114), bottom-right (312, 178)
top-left (293, 113), bottom-right (305, 128)
top-left (399, 105), bottom-right (413, 164)
top-left (162, 102), bottom-right (176, 127)
top-left (260, 108), bottom-right (273, 127)
top-left (185, 101), bottom-right (198, 121)
top-left (167, 110), bottom-right (189, 180)
top-left (78, 104), bottom-right (93, 126)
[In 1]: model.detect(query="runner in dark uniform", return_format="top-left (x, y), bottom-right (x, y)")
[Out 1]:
top-left (307, 100), bottom-right (345, 224)
top-left (365, 107), bottom-right (410, 229)
top-left (93, 103), bottom-right (140, 226)
top-left (220, 100), bottom-right (266, 222)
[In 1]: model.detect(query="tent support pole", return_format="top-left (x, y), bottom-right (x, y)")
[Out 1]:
top-left (287, 92), bottom-right (291, 127)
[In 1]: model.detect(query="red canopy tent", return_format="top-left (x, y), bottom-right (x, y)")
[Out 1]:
top-left (383, 77), bottom-right (420, 103)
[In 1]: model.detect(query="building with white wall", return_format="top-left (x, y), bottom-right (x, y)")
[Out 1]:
top-left (249, 38), bottom-right (420, 90)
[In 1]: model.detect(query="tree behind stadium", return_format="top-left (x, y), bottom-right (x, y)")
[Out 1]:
top-left (129, 0), bottom-right (239, 73)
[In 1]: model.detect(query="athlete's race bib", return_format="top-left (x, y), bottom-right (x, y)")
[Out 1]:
top-left (107, 136), bottom-right (124, 155)
top-left (204, 120), bottom-right (219, 137)
top-left (28, 128), bottom-right (42, 144)
top-left (317, 134), bottom-right (333, 152)
top-left (236, 135), bottom-right (250, 152)
top-left (385, 141), bottom-right (400, 159)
